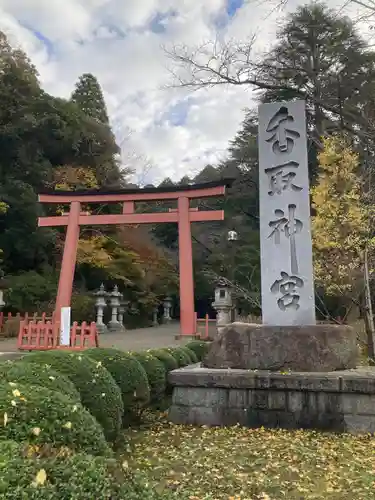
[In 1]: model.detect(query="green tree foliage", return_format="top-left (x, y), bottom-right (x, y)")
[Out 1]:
top-left (71, 73), bottom-right (110, 124)
top-left (259, 3), bottom-right (372, 135)
top-left (70, 73), bottom-right (125, 188)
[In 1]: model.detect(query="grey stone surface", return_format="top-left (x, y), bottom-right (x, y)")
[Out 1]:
top-left (203, 322), bottom-right (358, 371)
top-left (258, 100), bottom-right (315, 326)
top-left (169, 365), bottom-right (375, 434)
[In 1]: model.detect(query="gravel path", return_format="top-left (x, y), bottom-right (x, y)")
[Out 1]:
top-left (0, 322), bottom-right (189, 361)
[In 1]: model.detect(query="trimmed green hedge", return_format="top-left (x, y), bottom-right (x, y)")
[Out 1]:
top-left (180, 346), bottom-right (199, 363)
top-left (0, 361), bottom-right (80, 402)
top-left (0, 383), bottom-right (110, 456)
top-left (0, 440), bottom-right (165, 499)
top-left (164, 347), bottom-right (191, 367)
top-left (21, 351), bottom-right (123, 443)
top-left (147, 349), bottom-right (178, 373)
top-left (130, 352), bottom-right (166, 403)
top-left (84, 348), bottom-right (150, 421)
top-left (185, 340), bottom-right (211, 361)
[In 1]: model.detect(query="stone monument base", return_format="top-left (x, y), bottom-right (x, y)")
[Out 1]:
top-left (169, 365), bottom-right (375, 434)
top-left (203, 322), bottom-right (359, 372)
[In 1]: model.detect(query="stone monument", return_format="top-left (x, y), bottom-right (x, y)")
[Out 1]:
top-left (259, 100), bottom-right (315, 326)
top-left (204, 100), bottom-right (358, 372)
top-left (168, 100), bottom-right (375, 434)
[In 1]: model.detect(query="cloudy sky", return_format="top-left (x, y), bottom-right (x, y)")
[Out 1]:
top-left (0, 0), bottom-right (366, 184)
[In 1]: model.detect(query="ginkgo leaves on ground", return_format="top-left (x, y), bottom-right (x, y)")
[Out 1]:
top-left (122, 413), bottom-right (375, 500)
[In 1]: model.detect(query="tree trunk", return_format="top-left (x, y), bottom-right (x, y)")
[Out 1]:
top-left (364, 247), bottom-right (375, 364)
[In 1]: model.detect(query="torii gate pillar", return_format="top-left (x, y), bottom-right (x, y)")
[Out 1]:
top-left (178, 196), bottom-right (195, 335)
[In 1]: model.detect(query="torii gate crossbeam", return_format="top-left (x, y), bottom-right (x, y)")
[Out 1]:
top-left (38, 180), bottom-right (230, 336)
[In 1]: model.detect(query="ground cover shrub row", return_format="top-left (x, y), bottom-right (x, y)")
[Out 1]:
top-left (21, 350), bottom-right (124, 443)
top-left (0, 440), bottom-right (168, 500)
top-left (0, 341), bottom-right (210, 498)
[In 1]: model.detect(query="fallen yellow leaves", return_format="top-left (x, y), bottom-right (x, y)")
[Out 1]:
top-left (121, 413), bottom-right (375, 500)
top-left (32, 468), bottom-right (47, 487)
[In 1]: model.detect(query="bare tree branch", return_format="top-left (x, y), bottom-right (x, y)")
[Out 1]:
top-left (164, 38), bottom-right (375, 143)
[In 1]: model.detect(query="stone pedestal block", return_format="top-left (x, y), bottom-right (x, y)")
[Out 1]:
top-left (203, 322), bottom-right (359, 372)
top-left (168, 366), bottom-right (375, 434)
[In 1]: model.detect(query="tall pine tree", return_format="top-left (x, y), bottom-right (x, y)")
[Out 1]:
top-left (259, 3), bottom-right (375, 146)
top-left (71, 73), bottom-right (109, 124)
top-left (70, 73), bottom-right (125, 188)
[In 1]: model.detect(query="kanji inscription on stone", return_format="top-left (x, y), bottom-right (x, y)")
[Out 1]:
top-left (258, 99), bottom-right (315, 326)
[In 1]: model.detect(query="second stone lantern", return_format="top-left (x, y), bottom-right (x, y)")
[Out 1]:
top-left (108, 285), bottom-right (124, 333)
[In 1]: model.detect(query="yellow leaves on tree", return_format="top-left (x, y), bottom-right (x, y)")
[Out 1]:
top-left (52, 165), bottom-right (99, 215)
top-left (0, 201), bottom-right (8, 214)
top-left (76, 235), bottom-right (144, 285)
top-left (77, 236), bottom-right (112, 269)
top-left (52, 166), bottom-right (99, 191)
top-left (311, 134), bottom-right (372, 295)
top-left (117, 226), bottom-right (178, 293)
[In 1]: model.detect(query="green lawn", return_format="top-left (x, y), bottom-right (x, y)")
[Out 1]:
top-left (122, 413), bottom-right (375, 500)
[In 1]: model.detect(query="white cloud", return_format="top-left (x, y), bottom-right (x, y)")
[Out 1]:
top-left (0, 0), bottom-right (370, 184)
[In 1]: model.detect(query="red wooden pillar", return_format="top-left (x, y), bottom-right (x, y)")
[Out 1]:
top-left (55, 201), bottom-right (81, 319)
top-left (177, 196), bottom-right (195, 335)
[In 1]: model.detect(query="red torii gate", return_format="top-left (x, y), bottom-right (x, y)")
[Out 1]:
top-left (38, 180), bottom-right (230, 336)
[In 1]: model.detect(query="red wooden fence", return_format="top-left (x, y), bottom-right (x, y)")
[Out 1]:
top-left (0, 312), bottom-right (55, 332)
top-left (194, 313), bottom-right (216, 339)
top-left (17, 320), bottom-right (98, 351)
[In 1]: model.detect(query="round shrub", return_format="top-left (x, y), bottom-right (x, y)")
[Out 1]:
top-left (148, 349), bottom-right (178, 373)
top-left (84, 347), bottom-right (150, 420)
top-left (164, 347), bottom-right (190, 367)
top-left (130, 352), bottom-right (166, 403)
top-left (180, 346), bottom-right (199, 363)
top-left (0, 383), bottom-right (110, 456)
top-left (0, 361), bottom-right (80, 402)
top-left (0, 440), bottom-right (163, 499)
top-left (185, 340), bottom-right (211, 361)
top-left (21, 351), bottom-right (123, 443)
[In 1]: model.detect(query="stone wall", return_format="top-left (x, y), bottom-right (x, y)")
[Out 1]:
top-left (169, 366), bottom-right (375, 434)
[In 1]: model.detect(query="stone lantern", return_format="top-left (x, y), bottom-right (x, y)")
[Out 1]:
top-left (212, 277), bottom-right (233, 334)
top-left (117, 299), bottom-right (128, 332)
top-left (93, 283), bottom-right (109, 334)
top-left (163, 296), bottom-right (172, 323)
top-left (152, 304), bottom-right (159, 327)
top-left (108, 285), bottom-right (123, 333)
top-left (227, 229), bottom-right (238, 242)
